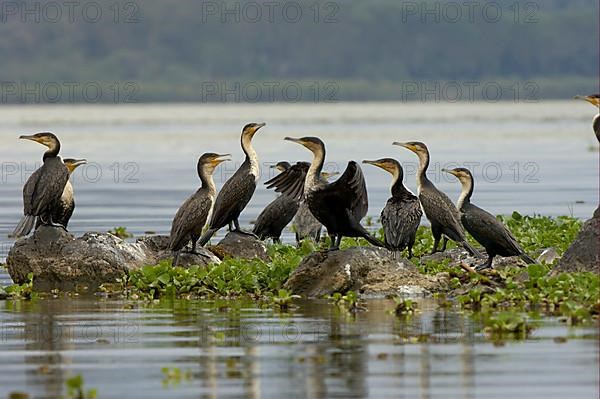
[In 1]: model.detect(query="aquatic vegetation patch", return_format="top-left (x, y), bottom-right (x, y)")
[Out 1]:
top-left (107, 226), bottom-right (133, 239)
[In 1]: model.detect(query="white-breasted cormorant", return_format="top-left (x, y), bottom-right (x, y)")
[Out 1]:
top-left (574, 94), bottom-right (600, 141)
top-left (199, 123), bottom-right (265, 246)
top-left (13, 133), bottom-right (69, 238)
top-left (443, 167), bottom-right (535, 270)
top-left (170, 153), bottom-right (230, 266)
top-left (269, 136), bottom-right (385, 250)
top-left (253, 162), bottom-right (300, 243)
top-left (394, 141), bottom-right (482, 257)
top-left (363, 158), bottom-right (422, 258)
top-left (34, 158), bottom-right (87, 230)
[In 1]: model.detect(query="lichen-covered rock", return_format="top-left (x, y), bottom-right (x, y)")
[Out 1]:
top-left (553, 208), bottom-right (599, 274)
top-left (284, 247), bottom-right (443, 297)
top-left (213, 231), bottom-right (270, 261)
top-left (7, 226), bottom-right (152, 291)
top-left (136, 235), bottom-right (221, 267)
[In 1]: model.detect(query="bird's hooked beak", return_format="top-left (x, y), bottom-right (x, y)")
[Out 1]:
top-left (362, 159), bottom-right (388, 172)
top-left (321, 171), bottom-right (339, 180)
top-left (19, 133), bottom-right (53, 148)
top-left (362, 159), bottom-right (382, 167)
top-left (284, 137), bottom-right (302, 144)
top-left (574, 95), bottom-right (600, 107)
top-left (211, 154), bottom-right (231, 166)
top-left (393, 142), bottom-right (418, 153)
top-left (441, 168), bottom-right (457, 176)
top-left (250, 122), bottom-right (266, 135)
top-left (65, 159), bottom-right (88, 173)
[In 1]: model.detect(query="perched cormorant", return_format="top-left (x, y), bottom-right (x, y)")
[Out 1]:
top-left (574, 94), bottom-right (600, 141)
top-left (443, 167), bottom-right (535, 270)
top-left (268, 136), bottom-right (385, 250)
top-left (292, 171), bottom-right (338, 245)
top-left (13, 133), bottom-right (69, 238)
top-left (252, 162), bottom-right (300, 243)
top-left (394, 141), bottom-right (482, 257)
top-left (170, 153), bottom-right (230, 266)
top-left (363, 158), bottom-right (422, 258)
top-left (199, 123), bottom-right (266, 246)
top-left (35, 158), bottom-right (87, 230)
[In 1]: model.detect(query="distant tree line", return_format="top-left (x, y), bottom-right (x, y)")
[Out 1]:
top-left (0, 0), bottom-right (597, 102)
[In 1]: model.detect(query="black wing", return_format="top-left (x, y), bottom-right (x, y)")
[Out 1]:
top-left (24, 159), bottom-right (69, 216)
top-left (170, 190), bottom-right (213, 251)
top-left (264, 162), bottom-right (310, 201)
top-left (462, 204), bottom-right (524, 257)
top-left (209, 162), bottom-right (256, 229)
top-left (419, 183), bottom-right (465, 242)
top-left (381, 196), bottom-right (422, 250)
top-left (320, 161), bottom-right (368, 220)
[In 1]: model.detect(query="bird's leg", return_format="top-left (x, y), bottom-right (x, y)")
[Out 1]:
top-left (232, 219), bottom-right (258, 238)
top-left (327, 234), bottom-right (339, 251)
top-left (228, 221), bottom-right (234, 232)
top-left (475, 255), bottom-right (494, 271)
top-left (335, 235), bottom-right (342, 249)
top-left (431, 236), bottom-right (440, 254)
top-left (273, 237), bottom-right (281, 244)
top-left (440, 237), bottom-right (448, 252)
top-left (189, 240), bottom-right (198, 255)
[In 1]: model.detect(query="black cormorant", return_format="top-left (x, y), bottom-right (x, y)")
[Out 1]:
top-left (35, 158), bottom-right (87, 230)
top-left (363, 158), bottom-right (422, 258)
top-left (252, 162), bottom-right (300, 243)
top-left (443, 167), bottom-right (535, 270)
top-left (268, 136), bottom-right (385, 250)
top-left (394, 141), bottom-right (482, 257)
top-left (170, 153), bottom-right (230, 266)
top-left (574, 94), bottom-right (600, 141)
top-left (13, 133), bottom-right (69, 237)
top-left (292, 171), bottom-right (338, 245)
top-left (199, 123), bottom-right (266, 246)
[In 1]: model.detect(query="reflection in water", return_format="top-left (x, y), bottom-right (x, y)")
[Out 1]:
top-left (0, 298), bottom-right (598, 399)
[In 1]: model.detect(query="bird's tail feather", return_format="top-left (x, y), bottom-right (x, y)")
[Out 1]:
top-left (13, 215), bottom-right (35, 238)
top-left (462, 241), bottom-right (483, 258)
top-left (199, 228), bottom-right (217, 247)
top-left (520, 253), bottom-right (536, 264)
top-left (359, 229), bottom-right (386, 249)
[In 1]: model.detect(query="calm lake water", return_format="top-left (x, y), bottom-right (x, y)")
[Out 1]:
top-left (0, 298), bottom-right (597, 399)
top-left (0, 102), bottom-right (598, 398)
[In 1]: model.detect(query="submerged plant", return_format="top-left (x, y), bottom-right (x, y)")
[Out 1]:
top-left (5, 273), bottom-right (35, 300)
top-left (393, 298), bottom-right (417, 315)
top-left (62, 375), bottom-right (97, 399)
top-left (267, 289), bottom-right (301, 311)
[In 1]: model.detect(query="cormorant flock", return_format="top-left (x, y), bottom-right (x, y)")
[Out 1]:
top-left (12, 95), bottom-right (599, 270)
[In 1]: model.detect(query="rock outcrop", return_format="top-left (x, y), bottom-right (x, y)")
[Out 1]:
top-left (6, 229), bottom-right (224, 291)
top-left (553, 208), bottom-right (599, 274)
top-left (284, 247), bottom-right (445, 297)
top-left (137, 235), bottom-right (220, 267)
top-left (7, 226), bottom-right (151, 291)
top-left (211, 231), bottom-right (270, 261)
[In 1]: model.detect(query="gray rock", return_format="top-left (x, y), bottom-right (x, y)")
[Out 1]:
top-left (553, 208), bottom-right (599, 274)
top-left (213, 231), bottom-right (270, 261)
top-left (284, 247), bottom-right (442, 298)
top-left (7, 226), bottom-right (151, 291)
top-left (136, 235), bottom-right (221, 267)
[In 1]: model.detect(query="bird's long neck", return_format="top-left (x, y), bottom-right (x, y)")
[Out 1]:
top-left (241, 133), bottom-right (259, 177)
top-left (199, 166), bottom-right (217, 196)
top-left (457, 177), bottom-right (474, 210)
top-left (390, 169), bottom-right (410, 198)
top-left (306, 145), bottom-right (326, 191)
top-left (416, 151), bottom-right (431, 191)
top-left (43, 141), bottom-right (60, 161)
